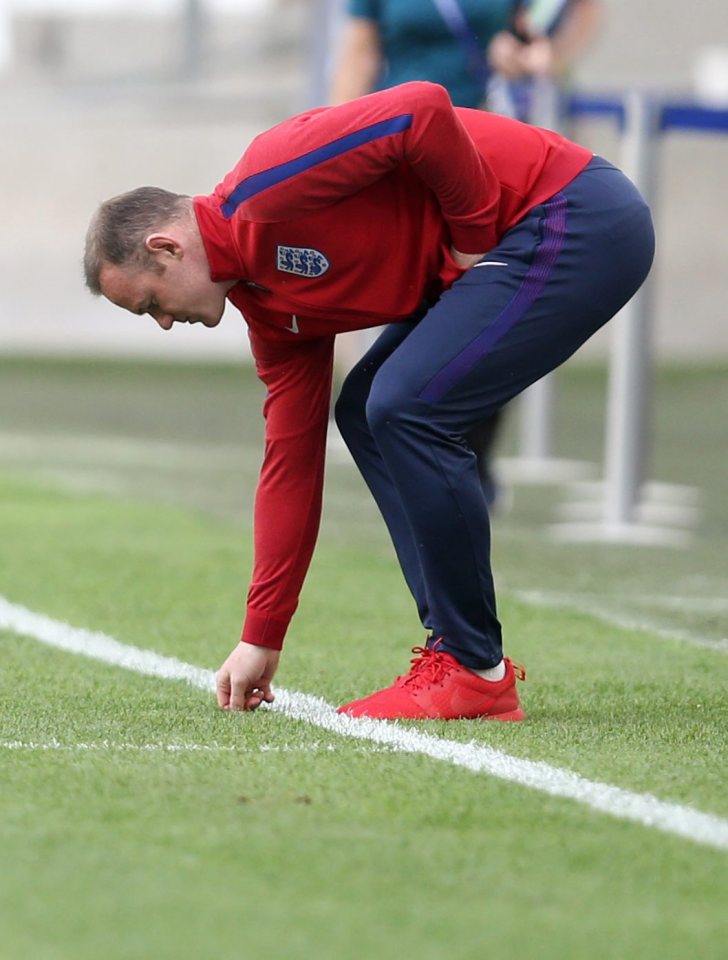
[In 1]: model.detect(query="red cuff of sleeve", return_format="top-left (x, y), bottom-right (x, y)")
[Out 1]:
top-left (447, 221), bottom-right (498, 255)
top-left (240, 608), bottom-right (291, 651)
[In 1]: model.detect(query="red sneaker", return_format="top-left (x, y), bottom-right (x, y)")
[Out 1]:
top-left (337, 645), bottom-right (526, 721)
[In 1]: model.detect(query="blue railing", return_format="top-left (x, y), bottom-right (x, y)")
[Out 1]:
top-left (519, 87), bottom-right (727, 541)
top-left (564, 92), bottom-right (728, 134)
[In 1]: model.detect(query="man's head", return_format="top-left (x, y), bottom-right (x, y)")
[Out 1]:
top-left (84, 187), bottom-right (234, 329)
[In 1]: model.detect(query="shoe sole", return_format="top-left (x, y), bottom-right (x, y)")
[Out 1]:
top-left (483, 707), bottom-right (525, 722)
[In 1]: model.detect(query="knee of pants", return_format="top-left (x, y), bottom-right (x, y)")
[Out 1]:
top-left (365, 374), bottom-right (421, 441)
top-left (334, 371), bottom-right (369, 443)
top-left (367, 376), bottom-right (504, 449)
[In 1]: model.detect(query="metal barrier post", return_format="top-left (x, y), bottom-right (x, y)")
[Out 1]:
top-left (519, 375), bottom-right (555, 461)
top-left (518, 78), bottom-right (561, 466)
top-left (603, 90), bottom-right (658, 526)
top-left (551, 92), bottom-right (708, 545)
top-left (179, 0), bottom-right (206, 80)
top-left (0, 0), bottom-right (11, 72)
top-left (501, 78), bottom-right (597, 485)
top-left (308, 0), bottom-right (342, 107)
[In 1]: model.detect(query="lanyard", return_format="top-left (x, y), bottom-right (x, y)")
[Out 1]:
top-left (429, 0), bottom-right (488, 88)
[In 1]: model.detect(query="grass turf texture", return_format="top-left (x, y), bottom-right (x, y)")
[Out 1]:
top-left (0, 357), bottom-right (727, 959)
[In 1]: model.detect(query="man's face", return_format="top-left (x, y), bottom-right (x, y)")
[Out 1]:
top-left (99, 241), bottom-right (230, 330)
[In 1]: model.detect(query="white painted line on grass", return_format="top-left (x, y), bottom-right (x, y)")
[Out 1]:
top-left (512, 589), bottom-right (728, 653)
top-left (632, 594), bottom-right (728, 614)
top-left (2, 594), bottom-right (727, 853)
top-left (0, 739), bottom-right (391, 755)
top-left (0, 430), bottom-right (254, 467)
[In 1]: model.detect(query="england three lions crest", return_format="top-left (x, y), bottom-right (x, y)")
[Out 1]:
top-left (276, 245), bottom-right (330, 278)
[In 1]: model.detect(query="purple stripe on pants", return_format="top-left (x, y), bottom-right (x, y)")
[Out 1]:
top-left (419, 192), bottom-right (568, 403)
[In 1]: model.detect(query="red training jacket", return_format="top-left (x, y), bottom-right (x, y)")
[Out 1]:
top-left (192, 81), bottom-right (592, 650)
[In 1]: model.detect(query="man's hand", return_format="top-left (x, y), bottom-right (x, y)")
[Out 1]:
top-left (451, 247), bottom-right (486, 270)
top-left (487, 31), bottom-right (528, 80)
top-left (216, 642), bottom-right (280, 711)
top-left (488, 31), bottom-right (557, 80)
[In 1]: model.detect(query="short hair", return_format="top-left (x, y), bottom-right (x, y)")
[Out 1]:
top-left (84, 186), bottom-right (190, 295)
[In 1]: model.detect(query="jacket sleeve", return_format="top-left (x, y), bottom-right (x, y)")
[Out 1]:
top-left (221, 81), bottom-right (500, 254)
top-left (241, 331), bottom-right (335, 650)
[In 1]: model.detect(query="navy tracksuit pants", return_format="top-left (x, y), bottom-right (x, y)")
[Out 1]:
top-left (334, 157), bottom-right (655, 669)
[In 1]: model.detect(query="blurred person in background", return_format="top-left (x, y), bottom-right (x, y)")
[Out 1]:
top-left (331, 0), bottom-right (600, 108)
top-left (486, 0), bottom-right (601, 119)
top-left (84, 81), bottom-right (653, 721)
top-left (330, 0), bottom-right (601, 504)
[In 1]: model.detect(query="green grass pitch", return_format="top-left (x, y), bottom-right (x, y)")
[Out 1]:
top-left (0, 357), bottom-right (726, 960)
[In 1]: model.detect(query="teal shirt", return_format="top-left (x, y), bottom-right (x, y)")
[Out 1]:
top-left (348, 0), bottom-right (515, 107)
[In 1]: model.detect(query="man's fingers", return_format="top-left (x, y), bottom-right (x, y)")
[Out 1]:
top-left (243, 684), bottom-right (275, 711)
top-left (229, 678), bottom-right (249, 712)
top-left (216, 644), bottom-right (280, 713)
top-left (216, 669), bottom-right (231, 708)
top-left (230, 685), bottom-right (275, 712)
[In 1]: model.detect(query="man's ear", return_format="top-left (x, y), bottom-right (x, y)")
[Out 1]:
top-left (145, 234), bottom-right (183, 259)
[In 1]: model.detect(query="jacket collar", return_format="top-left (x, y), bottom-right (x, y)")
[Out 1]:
top-left (193, 195), bottom-right (246, 282)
